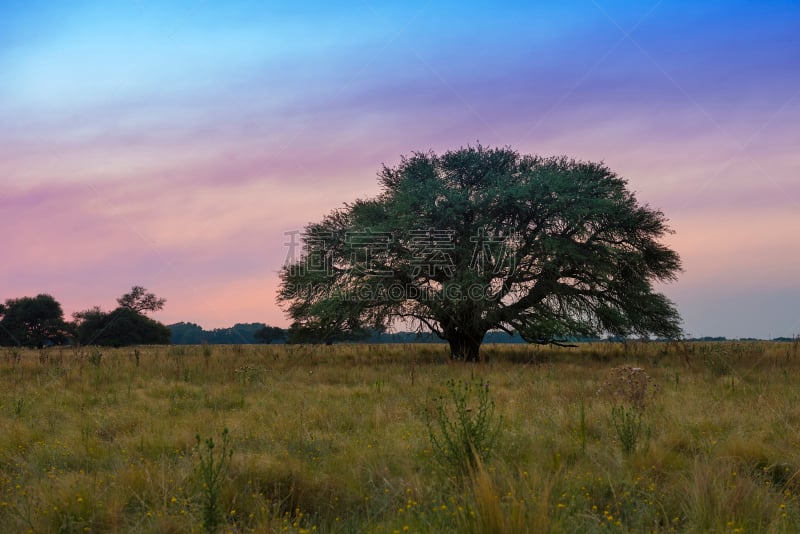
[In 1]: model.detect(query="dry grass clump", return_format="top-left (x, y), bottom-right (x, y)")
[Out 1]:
top-left (597, 364), bottom-right (660, 409)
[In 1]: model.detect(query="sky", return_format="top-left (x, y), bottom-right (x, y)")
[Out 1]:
top-left (1, 0), bottom-right (798, 339)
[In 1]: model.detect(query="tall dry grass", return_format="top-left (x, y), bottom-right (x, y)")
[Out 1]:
top-left (0, 341), bottom-right (799, 532)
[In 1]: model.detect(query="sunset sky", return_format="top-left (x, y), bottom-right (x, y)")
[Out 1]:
top-left (2, 1), bottom-right (798, 339)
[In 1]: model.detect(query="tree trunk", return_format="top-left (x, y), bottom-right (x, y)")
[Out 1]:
top-left (447, 331), bottom-right (485, 362)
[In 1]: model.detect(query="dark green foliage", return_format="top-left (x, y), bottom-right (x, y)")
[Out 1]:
top-left (0, 294), bottom-right (71, 347)
top-left (611, 405), bottom-right (649, 456)
top-left (169, 322), bottom-right (206, 344)
top-left (73, 307), bottom-right (171, 347)
top-left (426, 379), bottom-right (502, 478)
top-left (195, 428), bottom-right (233, 533)
top-left (285, 321), bottom-right (370, 345)
top-left (278, 145), bottom-right (682, 361)
top-left (116, 285), bottom-right (166, 314)
top-left (168, 322), bottom-right (281, 344)
top-left (253, 325), bottom-right (286, 344)
top-left (212, 323), bottom-right (268, 344)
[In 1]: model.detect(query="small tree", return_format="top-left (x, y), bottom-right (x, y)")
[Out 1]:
top-left (117, 286), bottom-right (166, 314)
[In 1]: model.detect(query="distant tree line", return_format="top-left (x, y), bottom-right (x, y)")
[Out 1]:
top-left (169, 322), bottom-right (286, 345)
top-left (2, 289), bottom-right (793, 348)
top-left (0, 287), bottom-right (171, 348)
top-left (0, 287), bottom-right (287, 348)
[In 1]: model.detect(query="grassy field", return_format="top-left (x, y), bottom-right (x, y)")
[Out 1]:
top-left (2, 341), bottom-right (800, 533)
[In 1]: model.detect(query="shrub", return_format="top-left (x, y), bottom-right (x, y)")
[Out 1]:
top-left (597, 365), bottom-right (659, 410)
top-left (611, 404), bottom-right (650, 456)
top-left (426, 379), bottom-right (502, 479)
top-left (195, 428), bottom-right (233, 532)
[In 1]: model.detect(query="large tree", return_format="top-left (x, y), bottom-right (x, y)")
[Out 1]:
top-left (0, 294), bottom-right (72, 347)
top-left (278, 145), bottom-right (682, 361)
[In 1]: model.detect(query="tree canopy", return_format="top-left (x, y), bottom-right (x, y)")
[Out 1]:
top-left (278, 145), bottom-right (682, 361)
top-left (73, 286), bottom-right (170, 346)
top-left (73, 306), bottom-right (171, 347)
top-left (0, 294), bottom-right (71, 347)
top-left (117, 286), bottom-right (166, 314)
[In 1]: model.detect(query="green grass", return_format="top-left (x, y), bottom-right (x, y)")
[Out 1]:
top-left (1, 341), bottom-right (800, 532)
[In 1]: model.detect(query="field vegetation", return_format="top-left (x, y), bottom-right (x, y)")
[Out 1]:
top-left (1, 341), bottom-right (800, 532)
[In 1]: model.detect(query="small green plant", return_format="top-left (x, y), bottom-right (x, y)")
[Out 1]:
top-left (611, 404), bottom-right (648, 456)
top-left (88, 349), bottom-right (102, 367)
top-left (195, 428), bottom-right (233, 532)
top-left (426, 379), bottom-right (502, 478)
top-left (577, 395), bottom-right (587, 455)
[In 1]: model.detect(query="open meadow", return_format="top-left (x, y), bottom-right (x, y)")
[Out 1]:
top-left (2, 341), bottom-right (800, 533)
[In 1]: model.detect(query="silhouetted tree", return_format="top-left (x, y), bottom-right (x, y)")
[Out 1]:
top-left (0, 294), bottom-right (71, 347)
top-left (73, 307), bottom-right (170, 347)
top-left (117, 286), bottom-right (166, 314)
top-left (73, 287), bottom-right (170, 346)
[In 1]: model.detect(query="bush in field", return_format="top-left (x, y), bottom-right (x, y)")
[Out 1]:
top-left (195, 428), bottom-right (233, 533)
top-left (611, 404), bottom-right (649, 456)
top-left (427, 379), bottom-right (502, 478)
top-left (598, 365), bottom-right (657, 455)
top-left (597, 365), bottom-right (659, 410)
